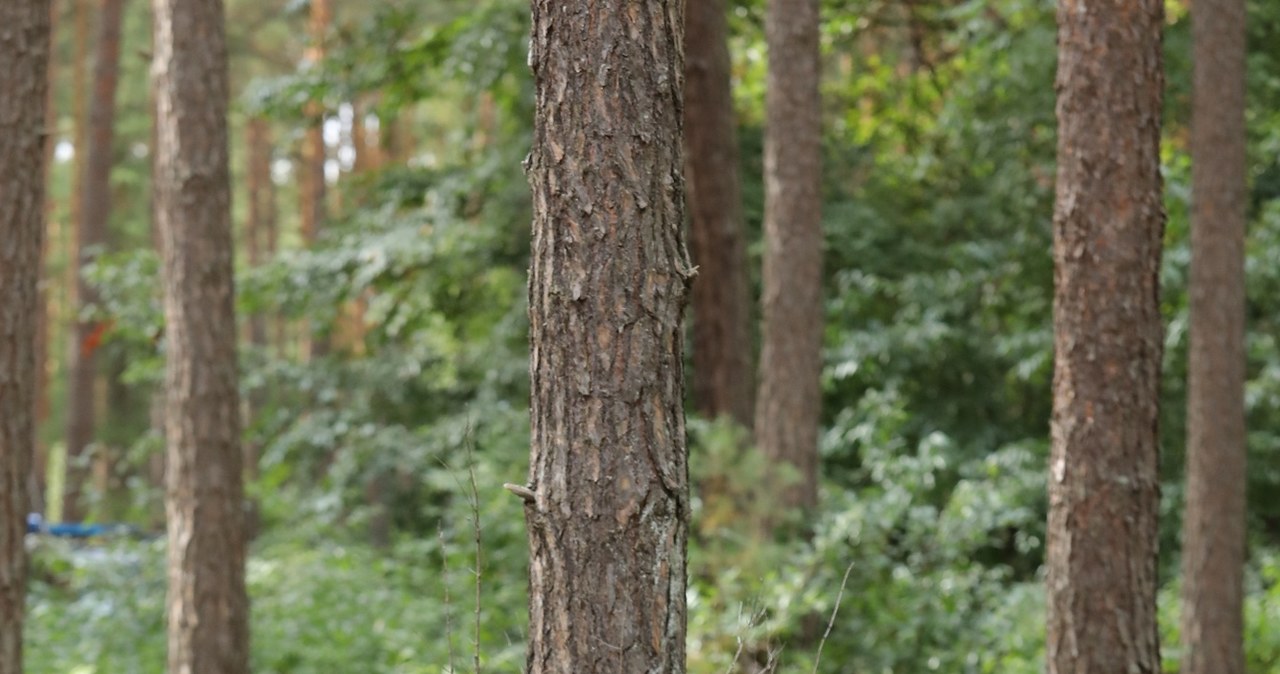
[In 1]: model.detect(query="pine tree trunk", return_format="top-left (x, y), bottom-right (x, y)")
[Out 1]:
top-left (684, 0), bottom-right (754, 429)
top-left (1181, 0), bottom-right (1247, 670)
top-left (244, 116), bottom-right (273, 539)
top-left (246, 118), bottom-right (271, 352)
top-left (756, 0), bottom-right (823, 513)
top-left (1046, 1), bottom-right (1165, 671)
top-left (153, 0), bottom-right (250, 669)
top-left (522, 1), bottom-right (692, 670)
top-left (65, 0), bottom-right (127, 521)
top-left (33, 0), bottom-right (61, 514)
top-left (0, 1), bottom-right (52, 670)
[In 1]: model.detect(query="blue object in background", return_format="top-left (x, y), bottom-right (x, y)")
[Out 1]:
top-left (26, 513), bottom-right (131, 538)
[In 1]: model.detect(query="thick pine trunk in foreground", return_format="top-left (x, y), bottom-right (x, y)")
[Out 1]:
top-left (756, 0), bottom-right (823, 513)
top-left (1046, 1), bottom-right (1165, 671)
top-left (64, 0), bottom-right (128, 521)
top-left (153, 0), bottom-right (250, 670)
top-left (0, 2), bottom-right (51, 670)
top-left (684, 0), bottom-right (754, 429)
top-left (1181, 0), bottom-right (1248, 670)
top-left (522, 1), bottom-right (692, 671)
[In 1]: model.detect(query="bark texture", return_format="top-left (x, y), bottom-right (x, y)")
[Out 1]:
top-left (0, 2), bottom-right (51, 670)
top-left (756, 0), bottom-right (823, 512)
top-left (1047, 1), bottom-right (1165, 671)
top-left (523, 1), bottom-right (692, 671)
top-left (1181, 0), bottom-right (1248, 670)
top-left (152, 0), bottom-right (250, 670)
top-left (684, 0), bottom-right (754, 429)
top-left (64, 0), bottom-right (127, 521)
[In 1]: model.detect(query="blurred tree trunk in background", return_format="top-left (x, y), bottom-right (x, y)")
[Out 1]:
top-left (64, 0), bottom-right (127, 522)
top-left (1046, 0), bottom-right (1165, 671)
top-left (246, 118), bottom-right (272, 357)
top-left (244, 116), bottom-right (274, 539)
top-left (1181, 0), bottom-right (1248, 669)
top-left (300, 0), bottom-right (330, 359)
top-left (0, 0), bottom-right (51, 669)
top-left (522, 0), bottom-right (692, 670)
top-left (684, 0), bottom-right (754, 430)
top-left (756, 0), bottom-right (823, 515)
top-left (33, 0), bottom-right (62, 515)
top-left (153, 0), bottom-right (250, 668)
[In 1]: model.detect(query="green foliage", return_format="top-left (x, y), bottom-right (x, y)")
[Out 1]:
top-left (27, 0), bottom-right (1280, 671)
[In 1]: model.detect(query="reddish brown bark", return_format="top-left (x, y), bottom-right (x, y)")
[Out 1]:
top-left (521, 1), bottom-right (692, 671)
top-left (64, 0), bottom-right (127, 521)
top-left (684, 0), bottom-right (754, 429)
top-left (1046, 0), bottom-right (1165, 671)
top-left (0, 1), bottom-right (52, 670)
top-left (153, 0), bottom-right (251, 668)
top-left (1180, 0), bottom-right (1248, 670)
top-left (756, 0), bottom-right (823, 513)
top-left (297, 0), bottom-right (330, 359)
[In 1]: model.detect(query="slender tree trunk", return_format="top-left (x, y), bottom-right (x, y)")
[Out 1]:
top-left (64, 0), bottom-right (127, 522)
top-left (1181, 0), bottom-right (1247, 670)
top-left (684, 0), bottom-right (754, 429)
top-left (1046, 0), bottom-right (1165, 671)
top-left (0, 1), bottom-right (52, 670)
top-left (153, 0), bottom-right (250, 668)
top-left (521, 1), bottom-right (692, 671)
top-left (246, 118), bottom-right (271, 352)
top-left (756, 0), bottom-right (823, 513)
top-left (244, 117), bottom-right (273, 538)
top-left (297, 0), bottom-right (330, 360)
top-left (33, 0), bottom-right (62, 514)
top-left (300, 0), bottom-right (328, 244)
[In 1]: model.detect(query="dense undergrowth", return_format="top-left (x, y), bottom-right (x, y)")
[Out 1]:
top-left (24, 0), bottom-right (1280, 671)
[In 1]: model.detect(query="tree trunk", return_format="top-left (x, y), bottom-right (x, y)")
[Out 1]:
top-left (684, 0), bottom-right (754, 429)
top-left (64, 0), bottom-right (127, 522)
top-left (246, 118), bottom-right (271, 352)
top-left (1181, 0), bottom-right (1247, 670)
top-left (756, 0), bottom-right (823, 513)
top-left (244, 116), bottom-right (273, 539)
top-left (0, 1), bottom-right (51, 670)
top-left (297, 0), bottom-right (330, 360)
top-left (300, 0), bottom-right (328, 245)
top-left (1046, 1), bottom-right (1165, 671)
top-left (522, 1), bottom-right (692, 671)
top-left (152, 0), bottom-right (250, 669)
top-left (33, 0), bottom-right (61, 514)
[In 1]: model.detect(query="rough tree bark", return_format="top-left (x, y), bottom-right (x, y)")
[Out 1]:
top-left (756, 0), bottom-right (823, 512)
top-left (1046, 0), bottom-right (1165, 672)
top-left (152, 0), bottom-right (251, 669)
top-left (684, 0), bottom-right (754, 429)
top-left (1181, 0), bottom-right (1248, 670)
top-left (64, 0), bottom-right (128, 521)
top-left (0, 1), bottom-right (51, 670)
top-left (520, 1), bottom-right (693, 671)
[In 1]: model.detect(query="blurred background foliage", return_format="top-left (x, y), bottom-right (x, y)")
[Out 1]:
top-left (25, 0), bottom-right (1280, 671)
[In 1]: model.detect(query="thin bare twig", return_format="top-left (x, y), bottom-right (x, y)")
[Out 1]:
top-left (811, 559), bottom-right (857, 674)
top-left (439, 523), bottom-right (457, 672)
top-left (467, 435), bottom-right (483, 674)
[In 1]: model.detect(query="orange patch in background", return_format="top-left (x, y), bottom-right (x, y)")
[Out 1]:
top-left (80, 320), bottom-right (114, 358)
